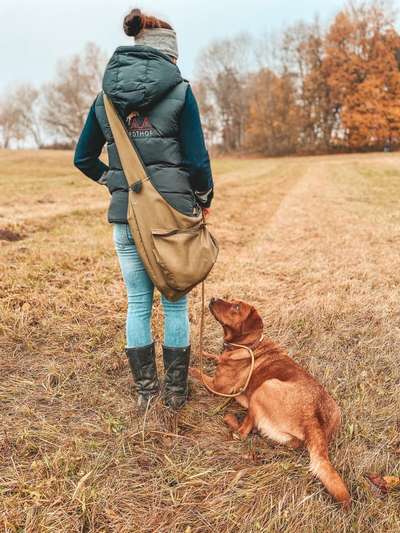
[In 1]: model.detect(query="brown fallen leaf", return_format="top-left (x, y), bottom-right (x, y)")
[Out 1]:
top-left (382, 476), bottom-right (400, 489)
top-left (366, 473), bottom-right (400, 495)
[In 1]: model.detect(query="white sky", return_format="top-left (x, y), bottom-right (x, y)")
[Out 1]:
top-left (0, 0), bottom-right (397, 91)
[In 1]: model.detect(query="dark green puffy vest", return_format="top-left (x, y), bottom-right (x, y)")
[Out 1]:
top-left (94, 45), bottom-right (196, 224)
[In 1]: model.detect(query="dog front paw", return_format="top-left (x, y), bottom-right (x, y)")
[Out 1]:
top-left (189, 367), bottom-right (202, 381)
top-left (203, 351), bottom-right (220, 361)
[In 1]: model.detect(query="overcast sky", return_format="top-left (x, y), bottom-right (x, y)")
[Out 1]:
top-left (0, 0), bottom-right (397, 91)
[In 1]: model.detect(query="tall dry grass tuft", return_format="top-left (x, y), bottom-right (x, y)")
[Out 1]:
top-left (1, 150), bottom-right (399, 531)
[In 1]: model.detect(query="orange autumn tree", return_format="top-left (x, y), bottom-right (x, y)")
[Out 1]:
top-left (196, 0), bottom-right (400, 154)
top-left (280, 19), bottom-right (335, 154)
top-left (324, 1), bottom-right (400, 150)
top-left (245, 69), bottom-right (300, 156)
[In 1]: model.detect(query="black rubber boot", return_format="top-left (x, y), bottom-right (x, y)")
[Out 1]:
top-left (126, 343), bottom-right (159, 411)
top-left (162, 345), bottom-right (191, 410)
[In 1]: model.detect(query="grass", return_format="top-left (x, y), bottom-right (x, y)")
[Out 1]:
top-left (1, 149), bottom-right (400, 532)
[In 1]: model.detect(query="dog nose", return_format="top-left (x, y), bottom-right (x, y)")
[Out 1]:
top-left (209, 297), bottom-right (216, 305)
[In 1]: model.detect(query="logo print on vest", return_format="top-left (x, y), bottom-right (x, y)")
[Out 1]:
top-left (127, 112), bottom-right (156, 138)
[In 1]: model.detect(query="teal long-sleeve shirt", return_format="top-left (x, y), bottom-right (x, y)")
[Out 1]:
top-left (74, 87), bottom-right (214, 207)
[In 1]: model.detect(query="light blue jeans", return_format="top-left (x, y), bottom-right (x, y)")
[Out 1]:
top-left (113, 223), bottom-right (190, 349)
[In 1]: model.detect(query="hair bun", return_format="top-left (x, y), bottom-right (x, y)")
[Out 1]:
top-left (123, 8), bottom-right (143, 37)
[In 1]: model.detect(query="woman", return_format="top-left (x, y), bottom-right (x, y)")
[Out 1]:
top-left (74, 9), bottom-right (214, 411)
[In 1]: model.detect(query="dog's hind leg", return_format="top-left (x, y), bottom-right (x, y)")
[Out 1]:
top-left (237, 413), bottom-right (254, 439)
top-left (287, 437), bottom-right (303, 449)
top-left (203, 352), bottom-right (220, 361)
top-left (225, 413), bottom-right (254, 440)
top-left (224, 413), bottom-right (240, 431)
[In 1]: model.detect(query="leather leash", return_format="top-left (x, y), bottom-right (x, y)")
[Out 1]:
top-left (198, 281), bottom-right (261, 398)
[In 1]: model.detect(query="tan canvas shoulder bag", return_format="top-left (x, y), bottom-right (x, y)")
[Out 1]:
top-left (103, 94), bottom-right (219, 301)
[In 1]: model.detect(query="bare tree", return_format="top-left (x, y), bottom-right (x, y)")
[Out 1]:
top-left (192, 81), bottom-right (219, 146)
top-left (0, 84), bottom-right (38, 148)
top-left (12, 84), bottom-right (42, 147)
top-left (196, 35), bottom-right (252, 152)
top-left (0, 101), bottom-right (19, 148)
top-left (41, 42), bottom-right (106, 147)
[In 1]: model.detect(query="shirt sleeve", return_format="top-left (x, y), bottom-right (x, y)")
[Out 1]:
top-left (179, 86), bottom-right (214, 208)
top-left (73, 100), bottom-right (109, 182)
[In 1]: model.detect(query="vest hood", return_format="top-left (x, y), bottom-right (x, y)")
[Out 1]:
top-left (102, 45), bottom-right (183, 114)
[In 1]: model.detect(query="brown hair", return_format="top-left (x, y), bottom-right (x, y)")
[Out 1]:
top-left (123, 8), bottom-right (173, 37)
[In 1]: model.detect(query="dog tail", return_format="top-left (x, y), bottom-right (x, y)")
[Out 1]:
top-left (305, 421), bottom-right (351, 507)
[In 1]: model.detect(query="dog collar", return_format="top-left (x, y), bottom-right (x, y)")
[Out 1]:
top-left (224, 332), bottom-right (264, 351)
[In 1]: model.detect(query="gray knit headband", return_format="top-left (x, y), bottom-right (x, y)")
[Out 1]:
top-left (135, 28), bottom-right (179, 60)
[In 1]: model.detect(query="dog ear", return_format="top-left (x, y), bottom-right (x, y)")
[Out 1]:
top-left (244, 306), bottom-right (263, 333)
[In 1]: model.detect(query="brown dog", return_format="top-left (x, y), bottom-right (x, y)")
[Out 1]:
top-left (190, 298), bottom-right (351, 507)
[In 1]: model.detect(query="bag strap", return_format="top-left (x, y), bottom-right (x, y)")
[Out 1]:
top-left (103, 93), bottom-right (148, 187)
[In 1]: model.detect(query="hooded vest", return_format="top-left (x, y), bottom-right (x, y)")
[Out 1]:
top-left (94, 45), bottom-right (196, 224)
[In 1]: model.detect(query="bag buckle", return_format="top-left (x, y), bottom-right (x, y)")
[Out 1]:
top-left (130, 180), bottom-right (143, 193)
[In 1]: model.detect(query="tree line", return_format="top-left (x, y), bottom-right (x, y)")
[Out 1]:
top-left (1, 1), bottom-right (399, 155)
top-left (196, 0), bottom-right (400, 155)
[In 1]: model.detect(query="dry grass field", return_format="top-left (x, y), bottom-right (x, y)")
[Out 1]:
top-left (1, 149), bottom-right (400, 532)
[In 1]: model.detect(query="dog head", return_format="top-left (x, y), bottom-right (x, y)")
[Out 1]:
top-left (209, 298), bottom-right (263, 346)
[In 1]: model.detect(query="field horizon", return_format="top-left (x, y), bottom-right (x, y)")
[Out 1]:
top-left (1, 149), bottom-right (400, 531)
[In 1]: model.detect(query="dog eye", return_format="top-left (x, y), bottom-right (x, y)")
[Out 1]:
top-left (234, 304), bottom-right (240, 311)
